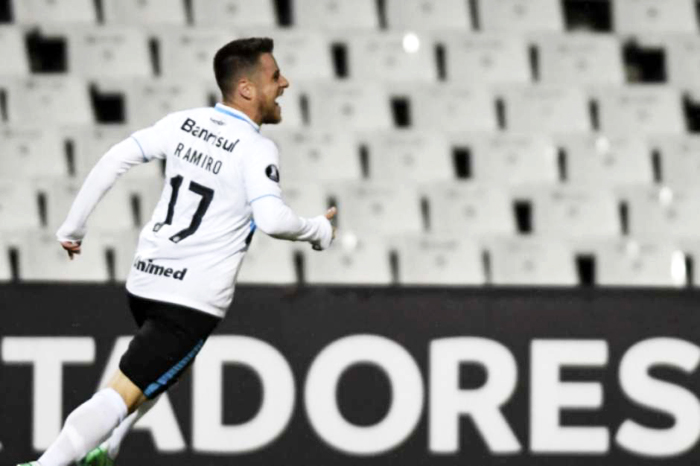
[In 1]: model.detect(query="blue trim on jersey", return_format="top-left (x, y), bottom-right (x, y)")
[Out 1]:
top-left (214, 104), bottom-right (260, 133)
top-left (143, 339), bottom-right (204, 398)
top-left (249, 194), bottom-right (282, 204)
top-left (131, 136), bottom-right (148, 163)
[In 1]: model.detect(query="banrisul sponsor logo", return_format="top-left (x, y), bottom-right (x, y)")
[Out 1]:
top-left (133, 258), bottom-right (187, 280)
top-left (181, 118), bottom-right (238, 152)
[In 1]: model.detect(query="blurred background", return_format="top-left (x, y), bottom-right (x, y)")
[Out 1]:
top-left (1, 0), bottom-right (700, 288)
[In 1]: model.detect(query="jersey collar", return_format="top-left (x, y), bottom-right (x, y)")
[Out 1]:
top-left (214, 103), bottom-right (260, 133)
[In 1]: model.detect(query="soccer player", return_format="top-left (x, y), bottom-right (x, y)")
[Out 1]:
top-left (18, 37), bottom-right (336, 466)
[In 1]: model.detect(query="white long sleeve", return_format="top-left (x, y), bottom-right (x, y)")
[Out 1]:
top-left (251, 196), bottom-right (333, 250)
top-left (55, 137), bottom-right (146, 243)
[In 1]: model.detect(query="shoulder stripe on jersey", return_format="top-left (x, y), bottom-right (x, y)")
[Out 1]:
top-left (131, 136), bottom-right (148, 162)
top-left (215, 105), bottom-right (260, 133)
top-left (249, 194), bottom-right (282, 204)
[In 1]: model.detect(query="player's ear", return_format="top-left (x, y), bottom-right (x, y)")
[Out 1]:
top-left (238, 78), bottom-right (255, 101)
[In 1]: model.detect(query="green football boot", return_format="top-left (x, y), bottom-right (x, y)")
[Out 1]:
top-left (77, 446), bottom-right (114, 466)
top-left (16, 462), bottom-right (41, 466)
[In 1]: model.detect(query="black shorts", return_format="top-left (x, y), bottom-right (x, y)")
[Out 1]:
top-left (119, 293), bottom-right (221, 399)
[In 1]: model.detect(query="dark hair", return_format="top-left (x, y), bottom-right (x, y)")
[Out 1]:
top-left (213, 37), bottom-right (274, 98)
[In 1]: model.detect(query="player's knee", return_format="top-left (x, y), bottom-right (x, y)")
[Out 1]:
top-left (107, 370), bottom-right (148, 414)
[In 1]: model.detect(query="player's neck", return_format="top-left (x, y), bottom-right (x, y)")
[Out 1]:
top-left (221, 101), bottom-right (262, 126)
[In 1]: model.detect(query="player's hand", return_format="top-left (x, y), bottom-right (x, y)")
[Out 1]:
top-left (325, 206), bottom-right (337, 240)
top-left (60, 240), bottom-right (82, 260)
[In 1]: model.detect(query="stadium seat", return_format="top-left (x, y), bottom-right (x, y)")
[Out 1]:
top-left (237, 233), bottom-right (297, 285)
top-left (0, 181), bottom-right (41, 231)
top-left (486, 238), bottom-right (577, 285)
top-left (557, 134), bottom-right (653, 186)
top-left (0, 126), bottom-right (68, 180)
top-left (385, 0), bottom-right (471, 31)
top-left (675, 240), bottom-right (700, 287)
top-left (514, 186), bottom-right (620, 238)
top-left (102, 0), bottom-right (187, 25)
top-left (613, 0), bottom-right (697, 34)
top-left (341, 32), bottom-right (437, 82)
top-left (94, 79), bottom-right (209, 128)
top-left (11, 0), bottom-right (97, 24)
top-left (90, 228), bottom-right (140, 282)
top-left (14, 230), bottom-right (110, 282)
top-left (2, 76), bottom-right (92, 125)
top-left (591, 239), bottom-right (686, 287)
top-left (423, 183), bottom-right (515, 237)
top-left (277, 182), bottom-right (329, 219)
top-left (619, 186), bottom-right (700, 239)
top-left (157, 29), bottom-right (231, 81)
top-left (591, 86), bottom-right (684, 135)
top-left (409, 85), bottom-right (498, 132)
top-left (266, 130), bottom-right (362, 183)
top-left (242, 30), bottom-right (334, 81)
top-left (532, 33), bottom-right (624, 85)
top-left (40, 26), bottom-right (151, 79)
top-left (295, 0), bottom-right (379, 30)
top-left (0, 27), bottom-right (29, 76)
top-left (330, 183), bottom-right (423, 235)
top-left (500, 85), bottom-right (590, 133)
top-left (363, 131), bottom-right (453, 183)
top-left (450, 133), bottom-right (558, 185)
top-left (439, 33), bottom-right (530, 84)
top-left (652, 135), bottom-right (700, 188)
top-left (305, 235), bottom-right (392, 285)
top-left (478, 0), bottom-right (563, 32)
top-left (0, 235), bottom-right (11, 281)
top-left (659, 34), bottom-right (700, 87)
top-left (302, 82), bottom-right (392, 130)
top-left (396, 235), bottom-right (485, 285)
top-left (192, 0), bottom-right (276, 27)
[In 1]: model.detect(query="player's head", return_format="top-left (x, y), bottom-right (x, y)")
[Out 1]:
top-left (213, 37), bottom-right (289, 125)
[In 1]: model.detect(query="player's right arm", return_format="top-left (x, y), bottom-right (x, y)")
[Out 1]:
top-left (56, 117), bottom-right (170, 259)
top-left (243, 138), bottom-right (336, 250)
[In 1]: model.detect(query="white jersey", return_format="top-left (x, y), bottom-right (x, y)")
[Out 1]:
top-left (57, 103), bottom-right (332, 318)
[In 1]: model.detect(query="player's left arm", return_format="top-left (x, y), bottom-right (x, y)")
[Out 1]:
top-left (57, 117), bottom-right (170, 259)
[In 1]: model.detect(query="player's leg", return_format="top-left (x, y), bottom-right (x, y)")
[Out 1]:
top-left (19, 370), bottom-right (146, 466)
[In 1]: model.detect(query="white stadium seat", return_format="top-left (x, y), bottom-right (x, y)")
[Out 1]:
top-left (276, 182), bottom-right (329, 219)
top-left (652, 136), bottom-right (700, 188)
top-left (592, 86), bottom-right (684, 136)
top-left (0, 235), bottom-right (11, 281)
top-left (0, 27), bottom-right (29, 76)
top-left (558, 134), bottom-right (653, 186)
top-left (192, 0), bottom-right (276, 27)
top-left (396, 235), bottom-right (485, 285)
top-left (423, 183), bottom-right (515, 237)
top-left (266, 130), bottom-right (361, 183)
top-left (295, 0), bottom-right (379, 30)
top-left (157, 29), bottom-right (232, 81)
top-left (14, 230), bottom-right (110, 282)
top-left (363, 131), bottom-right (453, 183)
top-left (409, 86), bottom-right (498, 132)
top-left (305, 236), bottom-right (392, 285)
top-left (613, 0), bottom-right (697, 34)
top-left (533, 33), bottom-right (624, 85)
top-left (342, 32), bottom-right (437, 82)
top-left (11, 0), bottom-right (97, 24)
top-left (450, 133), bottom-right (558, 185)
top-left (2, 76), bottom-right (92, 125)
top-left (515, 186), bottom-right (620, 238)
top-left (41, 26), bottom-right (151, 79)
top-left (0, 181), bottom-right (41, 231)
top-left (675, 240), bottom-right (700, 287)
top-left (330, 183), bottom-right (422, 235)
top-left (660, 34), bottom-right (700, 87)
top-left (385, 0), bottom-right (471, 31)
top-left (500, 86), bottom-right (590, 133)
top-left (486, 238), bottom-right (577, 286)
top-left (591, 239), bottom-right (686, 287)
top-left (237, 233), bottom-right (297, 285)
top-left (0, 126), bottom-right (67, 180)
top-left (620, 186), bottom-right (700, 240)
top-left (478, 0), bottom-right (563, 33)
top-left (303, 82), bottom-right (392, 130)
top-left (440, 33), bottom-right (530, 84)
top-left (102, 0), bottom-right (187, 25)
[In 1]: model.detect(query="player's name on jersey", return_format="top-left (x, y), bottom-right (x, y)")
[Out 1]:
top-left (174, 142), bottom-right (224, 175)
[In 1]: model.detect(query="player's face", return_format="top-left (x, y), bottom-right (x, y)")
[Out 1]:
top-left (254, 53), bottom-right (289, 125)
